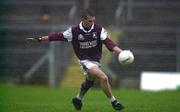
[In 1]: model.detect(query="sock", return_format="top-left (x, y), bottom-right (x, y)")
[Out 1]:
top-left (109, 96), bottom-right (116, 103)
top-left (76, 94), bottom-right (83, 100)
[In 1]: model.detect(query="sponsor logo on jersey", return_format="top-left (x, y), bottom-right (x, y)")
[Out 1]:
top-left (78, 34), bottom-right (84, 40)
top-left (79, 40), bottom-right (97, 49)
top-left (92, 32), bottom-right (97, 39)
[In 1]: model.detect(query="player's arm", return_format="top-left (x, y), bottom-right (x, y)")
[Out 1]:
top-left (103, 38), bottom-right (122, 55)
top-left (26, 28), bottom-right (72, 44)
top-left (26, 33), bottom-right (67, 45)
top-left (112, 46), bottom-right (122, 55)
top-left (101, 28), bottom-right (122, 54)
top-left (39, 35), bottom-right (49, 41)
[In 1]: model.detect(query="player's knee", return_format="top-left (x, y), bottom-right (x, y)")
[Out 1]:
top-left (100, 75), bottom-right (109, 83)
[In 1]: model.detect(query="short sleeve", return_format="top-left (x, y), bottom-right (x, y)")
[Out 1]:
top-left (63, 28), bottom-right (73, 42)
top-left (100, 28), bottom-right (108, 40)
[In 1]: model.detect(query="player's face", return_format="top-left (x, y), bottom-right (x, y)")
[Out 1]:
top-left (82, 16), bottom-right (95, 28)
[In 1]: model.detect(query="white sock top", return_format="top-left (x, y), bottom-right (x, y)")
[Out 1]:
top-left (109, 96), bottom-right (116, 102)
top-left (76, 94), bottom-right (82, 100)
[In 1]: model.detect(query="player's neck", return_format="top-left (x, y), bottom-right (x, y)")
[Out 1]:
top-left (82, 23), bottom-right (91, 31)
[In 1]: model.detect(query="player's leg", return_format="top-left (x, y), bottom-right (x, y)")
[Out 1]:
top-left (88, 66), bottom-right (124, 111)
top-left (72, 60), bottom-right (124, 111)
top-left (72, 73), bottom-right (96, 110)
top-left (76, 75), bottom-right (95, 100)
top-left (88, 66), bottom-right (112, 98)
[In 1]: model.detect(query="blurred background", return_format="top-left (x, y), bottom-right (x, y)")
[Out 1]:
top-left (0, 0), bottom-right (180, 89)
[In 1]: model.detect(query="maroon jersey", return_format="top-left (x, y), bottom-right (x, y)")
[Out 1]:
top-left (48, 22), bottom-right (117, 61)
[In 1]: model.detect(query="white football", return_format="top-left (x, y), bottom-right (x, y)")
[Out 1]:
top-left (118, 50), bottom-right (134, 64)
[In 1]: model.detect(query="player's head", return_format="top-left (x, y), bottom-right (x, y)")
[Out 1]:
top-left (81, 9), bottom-right (96, 28)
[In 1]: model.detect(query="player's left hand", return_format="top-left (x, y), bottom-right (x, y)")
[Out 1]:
top-left (26, 37), bottom-right (41, 45)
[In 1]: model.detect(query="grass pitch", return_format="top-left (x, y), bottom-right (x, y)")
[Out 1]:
top-left (0, 84), bottom-right (180, 112)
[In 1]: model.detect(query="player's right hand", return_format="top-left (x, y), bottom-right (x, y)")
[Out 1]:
top-left (26, 37), bottom-right (41, 45)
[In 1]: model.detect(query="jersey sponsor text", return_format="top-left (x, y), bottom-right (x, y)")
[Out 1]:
top-left (79, 40), bottom-right (97, 49)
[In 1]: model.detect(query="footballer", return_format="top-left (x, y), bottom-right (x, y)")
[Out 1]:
top-left (27, 9), bottom-right (124, 111)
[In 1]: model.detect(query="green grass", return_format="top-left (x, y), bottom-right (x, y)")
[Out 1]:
top-left (0, 84), bottom-right (180, 112)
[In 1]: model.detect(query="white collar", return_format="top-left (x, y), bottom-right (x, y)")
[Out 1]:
top-left (79, 21), bottom-right (94, 33)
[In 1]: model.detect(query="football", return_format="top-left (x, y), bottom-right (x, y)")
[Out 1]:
top-left (118, 50), bottom-right (134, 64)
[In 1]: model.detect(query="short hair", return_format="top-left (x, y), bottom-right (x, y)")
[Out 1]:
top-left (81, 9), bottom-right (95, 18)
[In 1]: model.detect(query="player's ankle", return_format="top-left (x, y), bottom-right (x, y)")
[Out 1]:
top-left (109, 96), bottom-right (116, 103)
top-left (76, 94), bottom-right (83, 101)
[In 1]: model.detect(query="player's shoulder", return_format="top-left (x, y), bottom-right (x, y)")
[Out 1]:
top-left (94, 23), bottom-right (102, 29)
top-left (94, 23), bottom-right (103, 31)
top-left (71, 24), bottom-right (80, 32)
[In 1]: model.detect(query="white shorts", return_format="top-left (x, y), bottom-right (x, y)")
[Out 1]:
top-left (79, 60), bottom-right (101, 75)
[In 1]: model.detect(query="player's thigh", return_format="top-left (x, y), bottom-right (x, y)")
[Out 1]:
top-left (88, 66), bottom-right (108, 80)
top-left (86, 74), bottom-right (96, 81)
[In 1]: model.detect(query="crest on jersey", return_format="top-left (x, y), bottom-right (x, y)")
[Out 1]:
top-left (78, 34), bottom-right (84, 40)
top-left (92, 32), bottom-right (97, 39)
